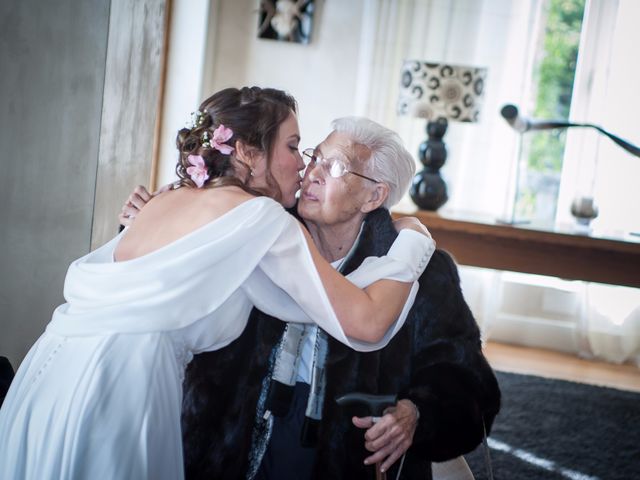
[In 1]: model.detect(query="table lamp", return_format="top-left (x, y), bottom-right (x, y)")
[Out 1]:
top-left (398, 60), bottom-right (487, 210)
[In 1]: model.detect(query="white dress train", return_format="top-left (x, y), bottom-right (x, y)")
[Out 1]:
top-left (0, 196), bottom-right (434, 480)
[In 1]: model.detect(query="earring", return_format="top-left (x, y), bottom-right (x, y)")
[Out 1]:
top-left (250, 169), bottom-right (255, 177)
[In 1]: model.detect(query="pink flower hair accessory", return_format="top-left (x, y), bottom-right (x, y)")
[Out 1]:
top-left (202, 124), bottom-right (235, 155)
top-left (186, 154), bottom-right (209, 188)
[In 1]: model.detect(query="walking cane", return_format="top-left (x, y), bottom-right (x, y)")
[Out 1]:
top-left (336, 392), bottom-right (398, 480)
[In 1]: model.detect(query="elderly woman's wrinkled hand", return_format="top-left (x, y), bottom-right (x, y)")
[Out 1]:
top-left (118, 183), bottom-right (174, 227)
top-left (118, 185), bottom-right (152, 227)
top-left (352, 399), bottom-right (420, 473)
top-left (118, 182), bottom-right (174, 227)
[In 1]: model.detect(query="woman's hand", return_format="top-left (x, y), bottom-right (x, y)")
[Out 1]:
top-left (118, 184), bottom-right (172, 227)
top-left (118, 185), bottom-right (151, 227)
top-left (352, 399), bottom-right (420, 473)
top-left (393, 216), bottom-right (434, 242)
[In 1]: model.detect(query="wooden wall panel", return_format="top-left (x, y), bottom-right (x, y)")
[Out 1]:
top-left (91, 0), bottom-right (169, 249)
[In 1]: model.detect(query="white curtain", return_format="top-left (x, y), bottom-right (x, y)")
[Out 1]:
top-left (354, 0), bottom-right (543, 217)
top-left (558, 0), bottom-right (640, 235)
top-left (354, 0), bottom-right (640, 366)
top-left (469, 269), bottom-right (640, 366)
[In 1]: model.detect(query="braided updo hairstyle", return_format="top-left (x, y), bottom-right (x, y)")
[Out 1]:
top-left (175, 86), bottom-right (297, 201)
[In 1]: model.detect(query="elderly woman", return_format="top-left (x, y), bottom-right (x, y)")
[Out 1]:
top-left (122, 117), bottom-right (500, 480)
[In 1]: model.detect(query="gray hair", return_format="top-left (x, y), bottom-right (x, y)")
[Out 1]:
top-left (331, 117), bottom-right (416, 208)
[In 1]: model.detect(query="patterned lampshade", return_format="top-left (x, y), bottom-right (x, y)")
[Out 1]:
top-left (397, 60), bottom-right (487, 123)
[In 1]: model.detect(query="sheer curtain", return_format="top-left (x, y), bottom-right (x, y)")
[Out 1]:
top-left (354, 0), bottom-right (541, 217)
top-left (353, 0), bottom-right (640, 365)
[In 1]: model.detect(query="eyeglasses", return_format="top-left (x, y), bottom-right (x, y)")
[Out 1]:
top-left (301, 148), bottom-right (380, 183)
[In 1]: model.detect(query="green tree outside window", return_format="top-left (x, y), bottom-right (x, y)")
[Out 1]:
top-left (516, 0), bottom-right (586, 220)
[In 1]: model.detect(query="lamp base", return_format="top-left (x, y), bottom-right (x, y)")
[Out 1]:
top-left (410, 171), bottom-right (448, 210)
top-left (410, 118), bottom-right (449, 211)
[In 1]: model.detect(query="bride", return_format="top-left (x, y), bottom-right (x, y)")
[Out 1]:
top-left (0, 86), bottom-right (434, 480)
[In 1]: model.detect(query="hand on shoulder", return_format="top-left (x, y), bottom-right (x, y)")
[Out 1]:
top-left (393, 216), bottom-right (434, 243)
top-left (119, 183), bottom-right (174, 227)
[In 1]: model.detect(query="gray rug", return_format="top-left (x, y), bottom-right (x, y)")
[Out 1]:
top-left (465, 371), bottom-right (640, 480)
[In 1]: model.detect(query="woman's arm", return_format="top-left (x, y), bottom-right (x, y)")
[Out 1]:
top-left (118, 187), bottom-right (433, 344)
top-left (299, 223), bottom-right (433, 343)
top-left (249, 214), bottom-right (435, 347)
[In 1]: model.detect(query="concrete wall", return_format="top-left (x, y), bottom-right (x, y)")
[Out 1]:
top-left (0, 0), bottom-right (110, 368)
top-left (0, 0), bottom-right (168, 368)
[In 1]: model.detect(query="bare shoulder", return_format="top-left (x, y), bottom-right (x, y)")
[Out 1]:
top-left (153, 185), bottom-right (257, 215)
top-left (115, 186), bottom-right (261, 261)
top-left (211, 185), bottom-right (257, 207)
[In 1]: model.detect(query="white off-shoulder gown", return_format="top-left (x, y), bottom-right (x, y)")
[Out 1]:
top-left (0, 197), bottom-right (434, 480)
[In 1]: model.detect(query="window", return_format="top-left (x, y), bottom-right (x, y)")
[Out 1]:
top-left (515, 0), bottom-right (586, 222)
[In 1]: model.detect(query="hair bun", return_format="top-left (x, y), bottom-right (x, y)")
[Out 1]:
top-left (176, 128), bottom-right (200, 154)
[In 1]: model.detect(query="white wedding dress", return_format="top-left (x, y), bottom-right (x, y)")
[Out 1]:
top-left (0, 197), bottom-right (434, 480)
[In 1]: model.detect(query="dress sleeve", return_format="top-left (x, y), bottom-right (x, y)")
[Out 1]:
top-left (241, 217), bottom-right (435, 352)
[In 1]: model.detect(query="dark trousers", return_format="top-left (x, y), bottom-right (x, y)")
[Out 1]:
top-left (255, 382), bottom-right (317, 480)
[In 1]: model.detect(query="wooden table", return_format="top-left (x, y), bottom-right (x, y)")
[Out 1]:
top-left (391, 209), bottom-right (640, 289)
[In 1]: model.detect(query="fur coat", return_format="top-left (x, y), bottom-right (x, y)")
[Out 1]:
top-left (181, 208), bottom-right (501, 479)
